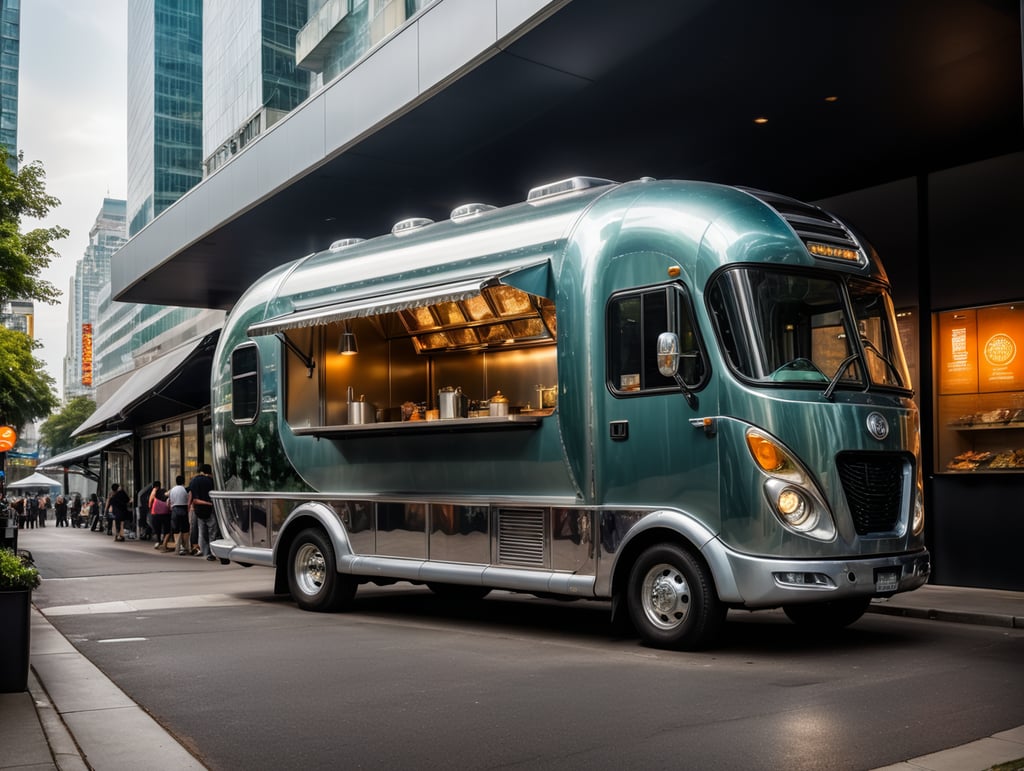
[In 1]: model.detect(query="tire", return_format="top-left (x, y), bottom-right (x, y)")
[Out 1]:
top-left (627, 543), bottom-right (724, 651)
top-left (426, 583), bottom-right (491, 601)
top-left (287, 528), bottom-right (356, 612)
top-left (782, 596), bottom-right (870, 629)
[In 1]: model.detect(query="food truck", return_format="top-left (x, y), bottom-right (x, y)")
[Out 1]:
top-left (209, 176), bottom-right (930, 650)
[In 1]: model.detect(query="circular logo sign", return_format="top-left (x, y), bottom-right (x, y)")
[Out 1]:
top-left (866, 412), bottom-right (889, 441)
top-left (984, 333), bottom-right (1016, 367)
top-left (0, 426), bottom-right (17, 453)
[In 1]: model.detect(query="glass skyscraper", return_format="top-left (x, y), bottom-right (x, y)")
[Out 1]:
top-left (0, 0), bottom-right (17, 170)
top-left (127, 0), bottom-right (203, 238)
top-left (203, 0), bottom-right (310, 175)
top-left (63, 199), bottom-right (127, 400)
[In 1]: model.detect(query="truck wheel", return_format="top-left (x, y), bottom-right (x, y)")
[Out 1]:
top-left (287, 528), bottom-right (356, 612)
top-left (627, 543), bottom-right (724, 650)
top-left (782, 596), bottom-right (870, 629)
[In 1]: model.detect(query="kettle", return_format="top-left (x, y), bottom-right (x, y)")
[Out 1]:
top-left (438, 386), bottom-right (468, 419)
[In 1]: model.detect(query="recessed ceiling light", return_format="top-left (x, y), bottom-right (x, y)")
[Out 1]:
top-left (824, 95), bottom-right (839, 102)
top-left (753, 117), bottom-right (768, 124)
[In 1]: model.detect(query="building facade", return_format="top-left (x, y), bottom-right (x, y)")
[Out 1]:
top-left (203, 0), bottom-right (310, 175)
top-left (63, 199), bottom-right (127, 400)
top-left (0, 0), bottom-right (18, 169)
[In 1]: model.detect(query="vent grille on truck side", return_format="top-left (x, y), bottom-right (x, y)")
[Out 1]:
top-left (835, 452), bottom-right (907, 535)
top-left (497, 509), bottom-right (546, 566)
top-left (741, 188), bottom-right (865, 262)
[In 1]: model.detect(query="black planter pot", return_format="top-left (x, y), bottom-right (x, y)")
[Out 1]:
top-left (0, 588), bottom-right (32, 692)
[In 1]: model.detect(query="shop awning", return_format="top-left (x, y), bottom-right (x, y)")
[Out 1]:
top-left (37, 432), bottom-right (133, 472)
top-left (246, 260), bottom-right (553, 338)
top-left (7, 471), bottom-right (63, 490)
top-left (71, 330), bottom-right (220, 437)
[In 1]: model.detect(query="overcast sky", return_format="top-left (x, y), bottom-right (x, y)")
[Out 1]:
top-left (19, 0), bottom-right (127, 400)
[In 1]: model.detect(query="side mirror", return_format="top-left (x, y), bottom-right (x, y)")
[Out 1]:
top-left (657, 332), bottom-right (680, 377)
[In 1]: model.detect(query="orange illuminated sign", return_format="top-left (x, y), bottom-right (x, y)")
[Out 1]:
top-left (0, 426), bottom-right (17, 453)
top-left (977, 305), bottom-right (1024, 392)
top-left (81, 323), bottom-right (93, 387)
top-left (938, 310), bottom-right (978, 394)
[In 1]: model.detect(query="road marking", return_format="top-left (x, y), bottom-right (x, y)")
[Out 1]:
top-left (97, 637), bottom-right (148, 643)
top-left (41, 594), bottom-right (263, 617)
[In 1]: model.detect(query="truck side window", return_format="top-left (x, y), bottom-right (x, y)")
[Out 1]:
top-left (231, 344), bottom-right (260, 423)
top-left (607, 284), bottom-right (705, 394)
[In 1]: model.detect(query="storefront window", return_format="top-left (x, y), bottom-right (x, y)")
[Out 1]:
top-left (935, 302), bottom-right (1024, 472)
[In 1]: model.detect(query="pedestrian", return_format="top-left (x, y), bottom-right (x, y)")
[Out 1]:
top-left (38, 494), bottom-right (48, 527)
top-left (188, 464), bottom-right (218, 560)
top-left (106, 483), bottom-right (131, 541)
top-left (148, 483), bottom-right (174, 552)
top-left (167, 475), bottom-right (191, 555)
top-left (12, 496), bottom-right (25, 529)
top-left (55, 495), bottom-right (69, 527)
top-left (137, 481), bottom-right (158, 541)
top-left (87, 493), bottom-right (101, 531)
top-left (71, 493), bottom-right (83, 528)
top-left (25, 494), bottom-right (38, 529)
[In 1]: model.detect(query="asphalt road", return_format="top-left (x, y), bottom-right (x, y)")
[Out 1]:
top-left (20, 526), bottom-right (1024, 771)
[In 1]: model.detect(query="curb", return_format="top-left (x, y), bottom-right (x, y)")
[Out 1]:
top-left (866, 603), bottom-right (1023, 629)
top-left (27, 669), bottom-right (89, 771)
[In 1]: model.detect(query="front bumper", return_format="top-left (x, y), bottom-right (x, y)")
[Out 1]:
top-left (713, 546), bottom-right (930, 609)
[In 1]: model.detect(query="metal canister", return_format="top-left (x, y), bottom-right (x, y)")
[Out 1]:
top-left (488, 390), bottom-right (509, 417)
top-left (438, 386), bottom-right (467, 419)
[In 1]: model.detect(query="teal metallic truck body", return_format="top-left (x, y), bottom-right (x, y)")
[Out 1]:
top-left (210, 177), bottom-right (929, 649)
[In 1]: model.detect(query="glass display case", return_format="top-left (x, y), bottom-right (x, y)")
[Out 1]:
top-left (935, 303), bottom-right (1024, 472)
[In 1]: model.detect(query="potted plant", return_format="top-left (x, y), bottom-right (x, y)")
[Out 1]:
top-left (0, 547), bottom-right (40, 692)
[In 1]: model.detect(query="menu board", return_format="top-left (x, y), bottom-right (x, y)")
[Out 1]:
top-left (938, 309), bottom-right (978, 394)
top-left (978, 304), bottom-right (1024, 392)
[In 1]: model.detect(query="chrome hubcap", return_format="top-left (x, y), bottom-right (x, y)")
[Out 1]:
top-left (641, 562), bottom-right (691, 630)
top-left (294, 542), bottom-right (327, 595)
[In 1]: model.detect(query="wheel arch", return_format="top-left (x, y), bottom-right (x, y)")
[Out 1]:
top-left (272, 501), bottom-right (353, 595)
top-left (607, 510), bottom-right (740, 605)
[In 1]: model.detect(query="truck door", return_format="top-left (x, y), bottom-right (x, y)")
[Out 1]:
top-left (596, 269), bottom-right (719, 529)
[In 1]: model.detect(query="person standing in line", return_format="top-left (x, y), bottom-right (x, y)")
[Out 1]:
top-left (148, 483), bottom-right (173, 551)
top-left (55, 495), bottom-right (69, 527)
top-left (38, 494), bottom-right (48, 527)
top-left (137, 480), bottom-right (158, 541)
top-left (188, 464), bottom-right (218, 560)
top-left (71, 493), bottom-right (83, 527)
top-left (167, 475), bottom-right (190, 555)
top-left (106, 483), bottom-right (131, 541)
top-left (87, 493), bottom-right (102, 531)
top-left (12, 496), bottom-right (25, 529)
top-left (25, 494), bottom-right (38, 529)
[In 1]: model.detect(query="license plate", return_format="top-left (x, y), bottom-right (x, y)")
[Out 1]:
top-left (875, 569), bottom-right (899, 593)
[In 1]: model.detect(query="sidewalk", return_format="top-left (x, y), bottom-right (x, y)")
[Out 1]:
top-left (2, 585), bottom-right (1022, 771)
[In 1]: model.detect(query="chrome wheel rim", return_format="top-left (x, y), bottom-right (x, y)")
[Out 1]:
top-left (294, 542), bottom-right (327, 596)
top-left (641, 562), bottom-right (691, 631)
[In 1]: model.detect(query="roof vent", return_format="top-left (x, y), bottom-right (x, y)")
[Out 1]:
top-left (526, 176), bottom-right (616, 203)
top-left (391, 217), bottom-right (434, 236)
top-left (328, 237), bottom-right (365, 252)
top-left (450, 202), bottom-right (496, 221)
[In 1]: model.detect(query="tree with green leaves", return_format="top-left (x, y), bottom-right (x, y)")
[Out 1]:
top-left (39, 396), bottom-right (96, 455)
top-left (0, 148), bottom-right (65, 434)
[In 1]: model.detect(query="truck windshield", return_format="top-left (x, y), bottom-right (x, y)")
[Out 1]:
top-left (707, 268), bottom-right (911, 392)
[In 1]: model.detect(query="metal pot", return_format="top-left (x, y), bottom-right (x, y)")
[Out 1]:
top-left (488, 390), bottom-right (509, 417)
top-left (348, 395), bottom-right (375, 425)
top-left (438, 386), bottom-right (468, 419)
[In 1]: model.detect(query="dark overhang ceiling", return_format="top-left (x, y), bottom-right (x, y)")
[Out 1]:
top-left (122, 0), bottom-right (1024, 310)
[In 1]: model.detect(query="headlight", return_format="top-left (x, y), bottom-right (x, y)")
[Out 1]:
top-left (747, 427), bottom-right (834, 540)
top-left (912, 488), bottom-right (925, 535)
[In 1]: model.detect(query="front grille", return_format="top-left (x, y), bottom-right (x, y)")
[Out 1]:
top-left (740, 188), bottom-right (865, 257)
top-left (835, 452), bottom-right (907, 535)
top-left (497, 509), bottom-right (546, 567)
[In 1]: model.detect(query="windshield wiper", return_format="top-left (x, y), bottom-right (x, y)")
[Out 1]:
top-left (822, 352), bottom-right (861, 401)
top-left (860, 336), bottom-right (904, 385)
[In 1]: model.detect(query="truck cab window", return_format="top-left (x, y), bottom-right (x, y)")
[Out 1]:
top-left (231, 345), bottom-right (260, 423)
top-left (607, 284), bottom-right (705, 394)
